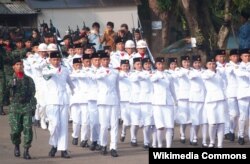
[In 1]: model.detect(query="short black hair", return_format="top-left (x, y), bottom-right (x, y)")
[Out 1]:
top-left (107, 21), bottom-right (114, 28)
top-left (121, 24), bottom-right (128, 30)
top-left (92, 22), bottom-right (100, 28)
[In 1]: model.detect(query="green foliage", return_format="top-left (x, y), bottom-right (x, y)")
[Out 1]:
top-left (232, 0), bottom-right (250, 11)
top-left (157, 0), bottom-right (173, 11)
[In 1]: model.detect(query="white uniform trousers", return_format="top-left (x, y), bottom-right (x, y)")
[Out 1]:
top-left (120, 101), bottom-right (131, 126)
top-left (71, 104), bottom-right (89, 141)
top-left (88, 100), bottom-right (100, 142)
top-left (189, 102), bottom-right (207, 125)
top-left (46, 105), bottom-right (69, 151)
top-left (204, 100), bottom-right (226, 124)
top-left (226, 98), bottom-right (239, 133)
top-left (238, 97), bottom-right (250, 138)
top-left (153, 105), bottom-right (174, 129)
top-left (98, 105), bottom-right (119, 150)
top-left (176, 100), bottom-right (191, 124)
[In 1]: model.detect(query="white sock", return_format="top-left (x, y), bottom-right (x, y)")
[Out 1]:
top-left (157, 129), bottom-right (163, 148)
top-left (208, 124), bottom-right (216, 145)
top-left (180, 124), bottom-right (186, 139)
top-left (166, 128), bottom-right (173, 148)
top-left (217, 123), bottom-right (225, 148)
top-left (202, 124), bottom-right (208, 144)
top-left (151, 126), bottom-right (157, 148)
top-left (143, 126), bottom-right (151, 146)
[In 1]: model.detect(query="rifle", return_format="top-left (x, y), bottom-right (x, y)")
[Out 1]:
top-left (83, 21), bottom-right (86, 29)
top-left (49, 19), bottom-right (64, 59)
top-left (68, 26), bottom-right (74, 47)
top-left (137, 15), bottom-right (155, 64)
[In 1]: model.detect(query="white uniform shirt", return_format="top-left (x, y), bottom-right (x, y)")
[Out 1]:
top-left (42, 64), bottom-right (74, 105)
top-left (129, 70), bottom-right (141, 103)
top-left (138, 70), bottom-right (153, 103)
top-left (234, 62), bottom-right (250, 99)
top-left (175, 67), bottom-right (190, 100)
top-left (225, 61), bottom-right (239, 98)
top-left (119, 71), bottom-right (131, 102)
top-left (110, 50), bottom-right (129, 69)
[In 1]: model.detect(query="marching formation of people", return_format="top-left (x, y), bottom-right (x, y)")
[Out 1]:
top-left (0, 20), bottom-right (250, 160)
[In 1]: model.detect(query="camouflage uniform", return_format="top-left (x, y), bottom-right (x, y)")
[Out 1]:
top-left (7, 73), bottom-right (36, 148)
top-left (0, 46), bottom-right (7, 109)
top-left (10, 48), bottom-right (27, 59)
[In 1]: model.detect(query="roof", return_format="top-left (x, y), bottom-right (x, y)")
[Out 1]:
top-left (0, 1), bottom-right (37, 14)
top-left (26, 0), bottom-right (141, 9)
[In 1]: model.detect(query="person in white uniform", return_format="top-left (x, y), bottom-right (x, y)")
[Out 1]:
top-left (70, 58), bottom-right (90, 147)
top-left (150, 57), bottom-right (176, 148)
top-left (42, 51), bottom-right (74, 158)
top-left (95, 52), bottom-right (120, 157)
top-left (175, 55), bottom-right (191, 144)
top-left (88, 52), bottom-right (101, 151)
top-left (139, 58), bottom-right (155, 150)
top-left (124, 40), bottom-right (136, 70)
top-left (119, 59), bottom-right (131, 142)
top-left (128, 57), bottom-right (142, 147)
top-left (224, 49), bottom-right (240, 142)
top-left (201, 56), bottom-right (226, 148)
top-left (234, 48), bottom-right (250, 145)
top-left (188, 55), bottom-right (208, 147)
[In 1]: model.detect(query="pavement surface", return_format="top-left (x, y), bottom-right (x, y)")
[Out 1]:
top-left (0, 108), bottom-right (249, 164)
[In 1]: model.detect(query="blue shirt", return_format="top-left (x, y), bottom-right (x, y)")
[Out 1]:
top-left (239, 21), bottom-right (250, 49)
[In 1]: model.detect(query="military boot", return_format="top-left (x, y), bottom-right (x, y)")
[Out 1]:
top-left (14, 145), bottom-right (20, 157)
top-left (0, 106), bottom-right (6, 115)
top-left (23, 148), bottom-right (31, 159)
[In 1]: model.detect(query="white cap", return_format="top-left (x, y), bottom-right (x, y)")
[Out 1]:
top-left (136, 40), bottom-right (147, 48)
top-left (47, 43), bottom-right (58, 51)
top-left (125, 40), bottom-right (135, 48)
top-left (38, 43), bottom-right (48, 52)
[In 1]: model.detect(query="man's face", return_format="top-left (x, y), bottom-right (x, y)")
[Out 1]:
top-left (116, 43), bottom-right (125, 51)
top-left (68, 48), bottom-right (74, 55)
top-left (13, 62), bottom-right (24, 73)
top-left (240, 53), bottom-right (250, 63)
top-left (91, 58), bottom-right (100, 67)
top-left (76, 48), bottom-right (83, 55)
top-left (101, 58), bottom-right (110, 67)
top-left (229, 55), bottom-right (239, 63)
top-left (25, 41), bottom-right (32, 48)
top-left (84, 48), bottom-right (94, 55)
top-left (215, 55), bottom-right (225, 64)
top-left (50, 58), bottom-right (61, 67)
top-left (73, 63), bottom-right (82, 70)
top-left (16, 42), bottom-right (23, 49)
top-left (137, 48), bottom-right (146, 54)
top-left (82, 59), bottom-right (91, 67)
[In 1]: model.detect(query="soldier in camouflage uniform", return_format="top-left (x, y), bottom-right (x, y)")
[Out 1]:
top-left (0, 44), bottom-right (6, 115)
top-left (10, 38), bottom-right (27, 60)
top-left (7, 58), bottom-right (36, 159)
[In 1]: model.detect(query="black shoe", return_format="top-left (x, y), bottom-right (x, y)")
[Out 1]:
top-left (201, 143), bottom-right (208, 148)
top-left (119, 119), bottom-right (123, 125)
top-left (23, 148), bottom-right (31, 159)
top-left (95, 144), bottom-right (102, 151)
top-left (61, 151), bottom-right (70, 158)
top-left (224, 133), bottom-right (231, 140)
top-left (130, 141), bottom-right (138, 147)
top-left (48, 146), bottom-right (57, 157)
top-left (143, 145), bottom-right (150, 151)
top-left (238, 137), bottom-right (245, 145)
top-left (80, 140), bottom-right (89, 148)
top-left (33, 119), bottom-right (40, 127)
top-left (0, 106), bottom-right (6, 115)
top-left (14, 145), bottom-right (20, 157)
top-left (180, 139), bottom-right (186, 144)
top-left (120, 136), bottom-right (125, 142)
top-left (89, 141), bottom-right (97, 151)
top-left (110, 149), bottom-right (118, 157)
top-left (68, 120), bottom-right (73, 123)
top-left (101, 146), bottom-right (108, 155)
top-left (72, 138), bottom-right (78, 145)
top-left (229, 133), bottom-right (235, 142)
top-left (190, 140), bottom-right (198, 146)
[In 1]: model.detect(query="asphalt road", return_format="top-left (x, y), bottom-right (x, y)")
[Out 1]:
top-left (0, 109), bottom-right (249, 164)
